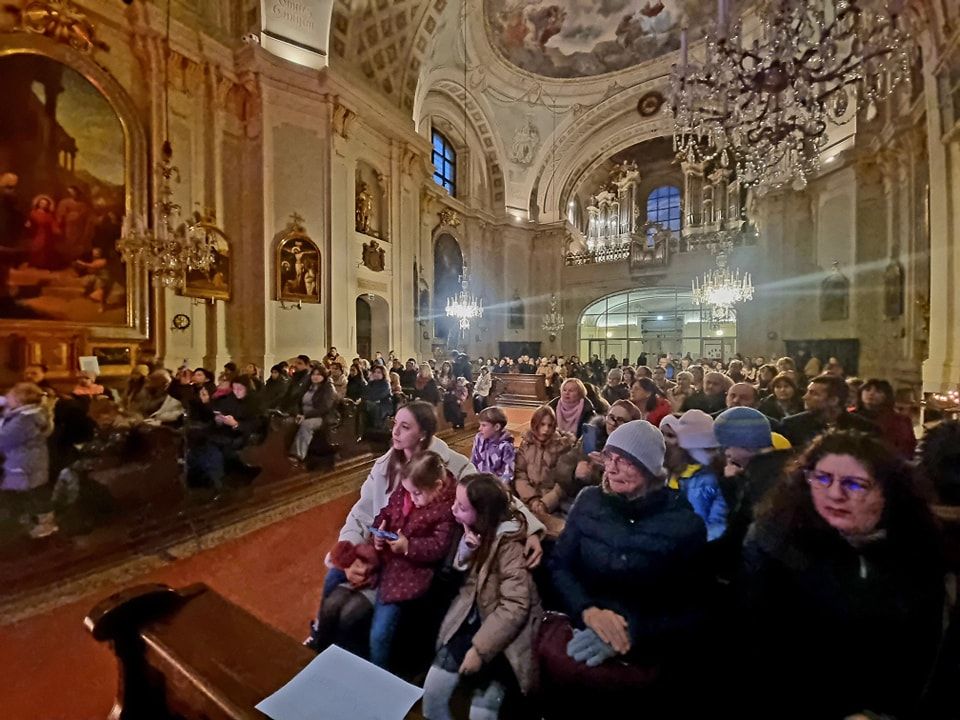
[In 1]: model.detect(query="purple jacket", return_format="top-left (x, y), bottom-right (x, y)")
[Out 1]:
top-left (470, 430), bottom-right (516, 485)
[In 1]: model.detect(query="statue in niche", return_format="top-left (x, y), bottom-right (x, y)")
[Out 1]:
top-left (509, 117), bottom-right (540, 166)
top-left (508, 292), bottom-right (525, 330)
top-left (820, 263), bottom-right (849, 321)
top-left (355, 180), bottom-right (374, 233)
top-left (362, 239), bottom-right (386, 272)
top-left (883, 260), bottom-right (904, 318)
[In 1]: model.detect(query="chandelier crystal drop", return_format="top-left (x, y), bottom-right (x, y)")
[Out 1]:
top-left (542, 294), bottom-right (565, 336)
top-left (445, 266), bottom-right (483, 331)
top-left (692, 248), bottom-right (754, 322)
top-left (117, 141), bottom-right (218, 289)
top-left (671, 0), bottom-right (913, 193)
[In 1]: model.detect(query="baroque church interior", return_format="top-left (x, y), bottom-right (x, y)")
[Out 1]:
top-left (2, 0), bottom-right (960, 717)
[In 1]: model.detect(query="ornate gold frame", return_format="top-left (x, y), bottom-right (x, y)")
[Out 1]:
top-left (275, 214), bottom-right (321, 304)
top-left (0, 32), bottom-right (150, 340)
top-left (181, 218), bottom-right (232, 302)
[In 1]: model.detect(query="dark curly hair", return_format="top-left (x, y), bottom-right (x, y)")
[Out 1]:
top-left (755, 430), bottom-right (941, 559)
top-left (919, 420), bottom-right (960, 505)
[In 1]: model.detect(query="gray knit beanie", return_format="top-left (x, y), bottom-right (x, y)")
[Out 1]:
top-left (604, 420), bottom-right (666, 478)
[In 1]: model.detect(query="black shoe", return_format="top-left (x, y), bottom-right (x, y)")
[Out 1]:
top-left (238, 463), bottom-right (261, 480)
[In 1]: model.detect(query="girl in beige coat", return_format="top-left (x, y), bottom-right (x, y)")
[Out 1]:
top-left (422, 474), bottom-right (541, 720)
top-left (514, 406), bottom-right (578, 538)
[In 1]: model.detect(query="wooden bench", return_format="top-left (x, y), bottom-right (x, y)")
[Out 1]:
top-left (489, 373), bottom-right (547, 408)
top-left (85, 583), bottom-right (425, 720)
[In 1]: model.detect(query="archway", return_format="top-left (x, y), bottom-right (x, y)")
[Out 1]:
top-left (578, 288), bottom-right (738, 364)
top-left (356, 294), bottom-right (389, 360)
top-left (433, 233), bottom-right (463, 346)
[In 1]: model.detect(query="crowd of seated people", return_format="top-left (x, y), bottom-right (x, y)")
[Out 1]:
top-left (0, 348), bottom-right (487, 541)
top-left (302, 350), bottom-right (959, 719)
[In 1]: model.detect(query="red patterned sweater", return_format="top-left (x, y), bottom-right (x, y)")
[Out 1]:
top-left (372, 473), bottom-right (457, 604)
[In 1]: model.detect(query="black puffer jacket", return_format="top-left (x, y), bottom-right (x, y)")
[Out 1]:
top-left (551, 485), bottom-right (708, 664)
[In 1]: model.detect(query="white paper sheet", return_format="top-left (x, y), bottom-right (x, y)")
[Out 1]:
top-left (78, 355), bottom-right (100, 377)
top-left (255, 645), bottom-right (424, 720)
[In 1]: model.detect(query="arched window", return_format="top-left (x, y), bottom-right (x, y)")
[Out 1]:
top-left (431, 129), bottom-right (456, 197)
top-left (646, 185), bottom-right (681, 232)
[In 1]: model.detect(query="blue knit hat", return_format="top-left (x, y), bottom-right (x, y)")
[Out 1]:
top-left (604, 420), bottom-right (666, 478)
top-left (713, 407), bottom-right (772, 450)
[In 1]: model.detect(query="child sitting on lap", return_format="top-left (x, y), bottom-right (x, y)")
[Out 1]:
top-left (369, 450), bottom-right (458, 669)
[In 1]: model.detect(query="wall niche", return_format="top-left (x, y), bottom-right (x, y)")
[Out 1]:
top-left (355, 161), bottom-right (386, 239)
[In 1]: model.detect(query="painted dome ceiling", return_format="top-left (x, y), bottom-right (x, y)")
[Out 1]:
top-left (483, 0), bottom-right (713, 79)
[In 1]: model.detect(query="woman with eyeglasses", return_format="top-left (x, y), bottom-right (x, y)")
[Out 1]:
top-left (573, 400), bottom-right (643, 493)
top-left (736, 430), bottom-right (945, 719)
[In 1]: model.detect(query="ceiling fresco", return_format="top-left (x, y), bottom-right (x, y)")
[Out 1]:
top-left (484, 0), bottom-right (713, 79)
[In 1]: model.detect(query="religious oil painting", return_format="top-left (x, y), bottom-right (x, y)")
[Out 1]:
top-left (0, 54), bottom-right (127, 324)
top-left (183, 222), bottom-right (232, 301)
top-left (484, 0), bottom-right (712, 79)
top-left (276, 234), bottom-right (321, 304)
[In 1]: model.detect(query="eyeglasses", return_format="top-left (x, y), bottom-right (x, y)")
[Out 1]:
top-left (606, 413), bottom-right (631, 426)
top-left (601, 450), bottom-right (628, 467)
top-left (804, 469), bottom-right (875, 496)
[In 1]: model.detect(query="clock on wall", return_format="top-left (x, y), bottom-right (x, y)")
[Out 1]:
top-left (172, 313), bottom-right (191, 331)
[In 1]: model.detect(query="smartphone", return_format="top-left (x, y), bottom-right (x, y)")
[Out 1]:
top-left (369, 526), bottom-right (399, 541)
top-left (581, 423), bottom-right (599, 455)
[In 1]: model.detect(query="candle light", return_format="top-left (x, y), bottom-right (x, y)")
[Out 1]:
top-left (718, 0), bottom-right (727, 38)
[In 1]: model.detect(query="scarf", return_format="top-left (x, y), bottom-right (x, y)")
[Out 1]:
top-left (555, 398), bottom-right (584, 434)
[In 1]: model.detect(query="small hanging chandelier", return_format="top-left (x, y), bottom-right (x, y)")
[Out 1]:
top-left (117, 141), bottom-right (218, 288)
top-left (692, 247), bottom-right (754, 322)
top-left (445, 266), bottom-right (483, 330)
top-left (116, 0), bottom-right (217, 288)
top-left (541, 293), bottom-right (564, 338)
top-left (671, 0), bottom-right (913, 193)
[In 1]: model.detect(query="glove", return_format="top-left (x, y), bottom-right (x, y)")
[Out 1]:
top-left (566, 627), bottom-right (618, 667)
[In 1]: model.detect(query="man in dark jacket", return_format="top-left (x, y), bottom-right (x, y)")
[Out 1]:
top-left (168, 367), bottom-right (216, 416)
top-left (451, 351), bottom-right (472, 382)
top-left (780, 374), bottom-right (877, 449)
top-left (398, 358), bottom-right (419, 392)
top-left (283, 354), bottom-right (312, 413)
top-left (682, 371), bottom-right (727, 414)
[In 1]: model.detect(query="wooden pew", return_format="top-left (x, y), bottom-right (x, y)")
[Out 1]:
top-left (489, 373), bottom-right (547, 408)
top-left (85, 583), bottom-right (424, 720)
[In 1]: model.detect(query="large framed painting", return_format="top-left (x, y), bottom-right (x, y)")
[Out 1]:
top-left (275, 215), bottom-right (321, 304)
top-left (0, 33), bottom-right (148, 338)
top-left (182, 219), bottom-right (231, 301)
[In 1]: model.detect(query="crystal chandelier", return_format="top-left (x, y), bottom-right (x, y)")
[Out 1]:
top-left (692, 247), bottom-right (754, 322)
top-left (541, 294), bottom-right (564, 337)
top-left (672, 0), bottom-right (913, 193)
top-left (117, 141), bottom-right (217, 288)
top-left (445, 266), bottom-right (483, 330)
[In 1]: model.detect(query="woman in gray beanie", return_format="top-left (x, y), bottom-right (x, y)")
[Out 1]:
top-left (541, 420), bottom-right (709, 716)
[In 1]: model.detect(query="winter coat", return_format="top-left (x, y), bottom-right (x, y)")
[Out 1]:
top-left (0, 403), bottom-right (53, 491)
top-left (345, 374), bottom-right (366, 401)
top-left (756, 394), bottom-right (802, 422)
top-left (855, 408), bottom-right (916, 459)
top-left (601, 383), bottom-right (629, 406)
top-left (780, 410), bottom-right (879, 449)
top-left (644, 396), bottom-right (673, 428)
top-left (260, 375), bottom-right (290, 410)
top-left (673, 464), bottom-right (727, 542)
top-left (301, 380), bottom-right (340, 423)
top-left (437, 520), bottom-right (541, 694)
top-left (737, 515), bottom-right (945, 719)
top-left (413, 378), bottom-right (441, 405)
top-left (339, 437), bottom-right (477, 545)
top-left (283, 369), bottom-right (313, 412)
top-left (514, 430), bottom-right (579, 513)
top-left (681, 391), bottom-right (726, 415)
top-left (330, 373), bottom-right (348, 399)
top-left (550, 484), bottom-right (708, 664)
top-left (471, 430), bottom-right (516, 484)
top-left (547, 396), bottom-right (597, 439)
top-left (372, 474), bottom-right (458, 604)
top-left (473, 372), bottom-right (493, 398)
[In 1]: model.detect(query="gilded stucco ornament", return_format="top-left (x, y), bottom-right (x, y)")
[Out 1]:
top-left (13, 0), bottom-right (107, 54)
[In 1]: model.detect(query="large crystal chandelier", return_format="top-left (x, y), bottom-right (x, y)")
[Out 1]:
top-left (445, 266), bottom-right (483, 330)
top-left (117, 141), bottom-right (217, 288)
top-left (541, 294), bottom-right (564, 337)
top-left (672, 0), bottom-right (912, 193)
top-left (692, 247), bottom-right (754, 321)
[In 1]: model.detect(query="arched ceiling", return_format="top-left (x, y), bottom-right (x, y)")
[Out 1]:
top-left (328, 0), bottom-right (453, 113)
